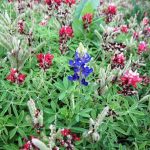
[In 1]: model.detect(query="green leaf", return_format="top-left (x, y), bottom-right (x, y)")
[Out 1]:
top-left (17, 111), bottom-right (24, 124)
top-left (9, 128), bottom-right (17, 139)
top-left (55, 82), bottom-right (64, 91)
top-left (47, 116), bottom-right (55, 124)
top-left (12, 104), bottom-right (18, 117)
top-left (44, 108), bottom-right (55, 115)
top-left (75, 115), bottom-right (80, 122)
top-left (1, 103), bottom-right (10, 116)
top-left (114, 127), bottom-right (127, 135)
top-left (129, 113), bottom-right (138, 126)
top-left (131, 110), bottom-right (145, 116)
top-left (72, 19), bottom-right (83, 37)
top-left (17, 128), bottom-right (26, 137)
top-left (51, 101), bottom-right (56, 112)
top-left (71, 127), bottom-right (86, 132)
top-left (59, 92), bottom-right (66, 100)
top-left (79, 113), bottom-right (90, 118)
top-left (80, 108), bottom-right (93, 113)
top-left (63, 77), bottom-right (68, 89)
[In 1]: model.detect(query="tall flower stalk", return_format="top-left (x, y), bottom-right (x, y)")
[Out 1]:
top-left (68, 43), bottom-right (93, 86)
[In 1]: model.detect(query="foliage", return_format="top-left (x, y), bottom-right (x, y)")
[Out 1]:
top-left (0, 0), bottom-right (150, 150)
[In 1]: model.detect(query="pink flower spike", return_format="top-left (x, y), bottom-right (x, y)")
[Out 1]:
top-left (107, 3), bottom-right (117, 15)
top-left (36, 53), bottom-right (54, 70)
top-left (82, 13), bottom-right (93, 29)
top-left (121, 25), bottom-right (128, 33)
top-left (133, 32), bottom-right (139, 40)
top-left (18, 20), bottom-right (25, 34)
top-left (59, 26), bottom-right (74, 38)
top-left (112, 53), bottom-right (125, 66)
top-left (45, 0), bottom-right (52, 5)
top-left (65, 0), bottom-right (76, 7)
top-left (121, 70), bottom-right (142, 88)
top-left (138, 41), bottom-right (148, 54)
top-left (6, 68), bottom-right (26, 84)
top-left (61, 129), bottom-right (71, 136)
top-left (142, 17), bottom-right (149, 26)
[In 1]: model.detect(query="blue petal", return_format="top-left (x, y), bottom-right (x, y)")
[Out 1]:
top-left (68, 76), bottom-right (73, 81)
top-left (72, 73), bottom-right (79, 80)
top-left (69, 60), bottom-right (74, 66)
top-left (82, 66), bottom-right (93, 77)
top-left (75, 58), bottom-right (82, 66)
top-left (74, 67), bottom-right (80, 72)
top-left (81, 78), bottom-right (88, 86)
top-left (82, 53), bottom-right (91, 63)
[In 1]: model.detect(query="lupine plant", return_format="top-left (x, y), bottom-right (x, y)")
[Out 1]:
top-left (68, 43), bottom-right (93, 86)
top-left (0, 0), bottom-right (150, 150)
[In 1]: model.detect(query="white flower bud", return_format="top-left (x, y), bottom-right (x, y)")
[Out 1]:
top-left (92, 132), bottom-right (100, 142)
top-left (76, 43), bottom-right (87, 55)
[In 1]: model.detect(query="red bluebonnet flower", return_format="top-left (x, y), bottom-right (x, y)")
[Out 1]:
top-left (8, 0), bottom-right (13, 2)
top-left (103, 3), bottom-right (117, 23)
top-left (34, 0), bottom-right (40, 3)
top-left (20, 137), bottom-right (39, 150)
top-left (82, 13), bottom-right (93, 29)
top-left (119, 70), bottom-right (142, 96)
top-left (59, 26), bottom-right (73, 38)
top-left (18, 20), bottom-right (25, 34)
top-left (58, 128), bottom-right (80, 150)
top-left (141, 76), bottom-right (150, 85)
top-left (61, 129), bottom-right (71, 136)
top-left (113, 27), bottom-right (119, 32)
top-left (45, 0), bottom-right (52, 5)
top-left (21, 141), bottom-right (31, 150)
top-left (6, 68), bottom-right (26, 84)
top-left (112, 53), bottom-right (125, 69)
top-left (59, 26), bottom-right (74, 54)
top-left (37, 53), bottom-right (54, 70)
top-left (100, 0), bottom-right (104, 5)
top-left (65, 0), bottom-right (76, 7)
top-left (52, 147), bottom-right (59, 150)
top-left (142, 17), bottom-right (149, 26)
top-left (54, 0), bottom-right (62, 6)
top-left (45, 0), bottom-right (63, 8)
top-left (121, 70), bottom-right (142, 88)
top-left (68, 43), bottom-right (93, 86)
top-left (138, 41), bottom-right (148, 54)
top-left (143, 26), bottom-right (150, 36)
top-left (120, 25), bottom-right (128, 33)
top-left (146, 27), bottom-right (150, 33)
top-left (107, 3), bottom-right (117, 15)
top-left (133, 32), bottom-right (139, 40)
top-left (71, 134), bottom-right (80, 141)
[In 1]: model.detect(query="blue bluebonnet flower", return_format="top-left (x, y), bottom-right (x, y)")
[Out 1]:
top-left (68, 43), bottom-right (93, 86)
